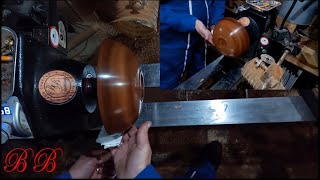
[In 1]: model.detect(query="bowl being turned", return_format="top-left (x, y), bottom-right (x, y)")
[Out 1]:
top-left (97, 39), bottom-right (144, 134)
top-left (212, 17), bottom-right (250, 58)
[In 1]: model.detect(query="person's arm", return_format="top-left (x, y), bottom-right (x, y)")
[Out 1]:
top-left (160, 5), bottom-right (197, 33)
top-left (134, 164), bottom-right (161, 179)
top-left (209, 0), bottom-right (226, 29)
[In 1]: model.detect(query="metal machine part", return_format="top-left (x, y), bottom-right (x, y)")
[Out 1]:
top-left (7, 33), bottom-right (98, 139)
top-left (96, 95), bottom-right (316, 147)
top-left (1, 123), bottom-right (12, 144)
top-left (236, 4), bottom-right (279, 59)
top-left (2, 26), bottom-right (18, 102)
top-left (1, 96), bottom-right (33, 144)
top-left (175, 55), bottom-right (224, 90)
top-left (246, 0), bottom-right (281, 12)
top-left (278, 0), bottom-right (318, 26)
top-left (281, 67), bottom-right (303, 89)
top-left (82, 65), bottom-right (97, 113)
top-left (255, 54), bottom-right (275, 67)
top-left (140, 63), bottom-right (159, 88)
top-left (135, 96), bottom-right (315, 128)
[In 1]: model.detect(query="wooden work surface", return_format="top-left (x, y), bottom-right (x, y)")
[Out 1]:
top-left (285, 54), bottom-right (319, 77)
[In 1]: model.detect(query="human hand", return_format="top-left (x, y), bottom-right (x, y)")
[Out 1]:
top-left (68, 155), bottom-right (103, 179)
top-left (110, 121), bottom-right (152, 179)
top-left (210, 25), bottom-right (215, 33)
top-left (210, 25), bottom-right (215, 46)
top-left (195, 20), bottom-right (214, 46)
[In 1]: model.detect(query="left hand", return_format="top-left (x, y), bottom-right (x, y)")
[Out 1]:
top-left (68, 152), bottom-right (106, 179)
top-left (195, 20), bottom-right (214, 46)
top-left (210, 25), bottom-right (215, 46)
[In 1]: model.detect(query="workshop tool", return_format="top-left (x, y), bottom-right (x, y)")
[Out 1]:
top-left (1, 55), bottom-right (13, 62)
top-left (135, 96), bottom-right (315, 128)
top-left (1, 36), bottom-right (14, 49)
top-left (281, 69), bottom-right (303, 89)
top-left (1, 27), bottom-right (17, 103)
top-left (1, 36), bottom-right (14, 54)
top-left (246, 0), bottom-right (281, 12)
top-left (210, 68), bottom-right (242, 90)
top-left (2, 49), bottom-right (13, 56)
top-left (175, 55), bottom-right (224, 90)
top-left (96, 95), bottom-right (316, 148)
top-left (1, 26), bottom-right (316, 145)
top-left (241, 50), bottom-right (290, 89)
top-left (140, 63), bottom-right (160, 88)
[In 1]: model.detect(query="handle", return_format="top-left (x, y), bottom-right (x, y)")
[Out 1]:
top-left (277, 50), bottom-right (290, 65)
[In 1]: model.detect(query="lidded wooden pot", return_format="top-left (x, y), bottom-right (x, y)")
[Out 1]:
top-left (212, 17), bottom-right (250, 58)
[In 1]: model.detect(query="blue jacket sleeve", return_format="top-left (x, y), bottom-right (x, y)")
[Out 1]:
top-left (55, 171), bottom-right (72, 179)
top-left (160, 5), bottom-right (197, 33)
top-left (134, 164), bottom-right (161, 179)
top-left (209, 0), bottom-right (226, 26)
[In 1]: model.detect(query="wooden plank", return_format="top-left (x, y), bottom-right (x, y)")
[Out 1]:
top-left (285, 54), bottom-right (318, 76)
top-left (301, 46), bottom-right (318, 68)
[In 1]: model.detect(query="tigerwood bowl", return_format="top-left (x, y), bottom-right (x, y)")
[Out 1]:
top-left (97, 39), bottom-right (144, 134)
top-left (212, 17), bottom-right (250, 58)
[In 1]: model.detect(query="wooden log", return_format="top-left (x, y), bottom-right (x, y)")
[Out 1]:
top-left (112, 0), bottom-right (159, 39)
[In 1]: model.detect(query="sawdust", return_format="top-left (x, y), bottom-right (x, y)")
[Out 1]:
top-left (109, 34), bottom-right (160, 64)
top-left (95, 22), bottom-right (120, 42)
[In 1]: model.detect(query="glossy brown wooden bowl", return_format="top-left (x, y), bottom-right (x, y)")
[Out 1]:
top-left (212, 17), bottom-right (250, 58)
top-left (97, 39), bottom-right (144, 134)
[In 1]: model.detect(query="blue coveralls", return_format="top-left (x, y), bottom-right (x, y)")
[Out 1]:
top-left (160, 0), bottom-right (226, 89)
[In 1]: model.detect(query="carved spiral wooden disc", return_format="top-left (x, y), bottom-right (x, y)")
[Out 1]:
top-left (212, 17), bottom-right (250, 58)
top-left (97, 39), bottom-right (144, 134)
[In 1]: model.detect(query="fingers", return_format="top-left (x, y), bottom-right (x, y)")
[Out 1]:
top-left (195, 19), bottom-right (215, 43)
top-left (122, 133), bottom-right (129, 142)
top-left (79, 155), bottom-right (98, 164)
top-left (210, 25), bottom-right (215, 33)
top-left (108, 147), bottom-right (117, 156)
top-left (122, 125), bottom-right (136, 142)
top-left (86, 157), bottom-right (99, 167)
top-left (128, 125), bottom-right (137, 138)
top-left (91, 149), bottom-right (108, 156)
top-left (208, 38), bottom-right (214, 46)
top-left (91, 167), bottom-right (103, 179)
top-left (99, 151), bottom-right (113, 163)
top-left (204, 30), bottom-right (212, 42)
top-left (137, 121), bottom-right (152, 147)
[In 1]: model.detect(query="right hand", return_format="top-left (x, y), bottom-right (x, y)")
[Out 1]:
top-left (110, 121), bottom-right (152, 179)
top-left (195, 20), bottom-right (214, 46)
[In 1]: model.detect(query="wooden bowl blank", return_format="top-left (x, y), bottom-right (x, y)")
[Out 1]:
top-left (97, 39), bottom-right (144, 134)
top-left (212, 17), bottom-right (250, 58)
